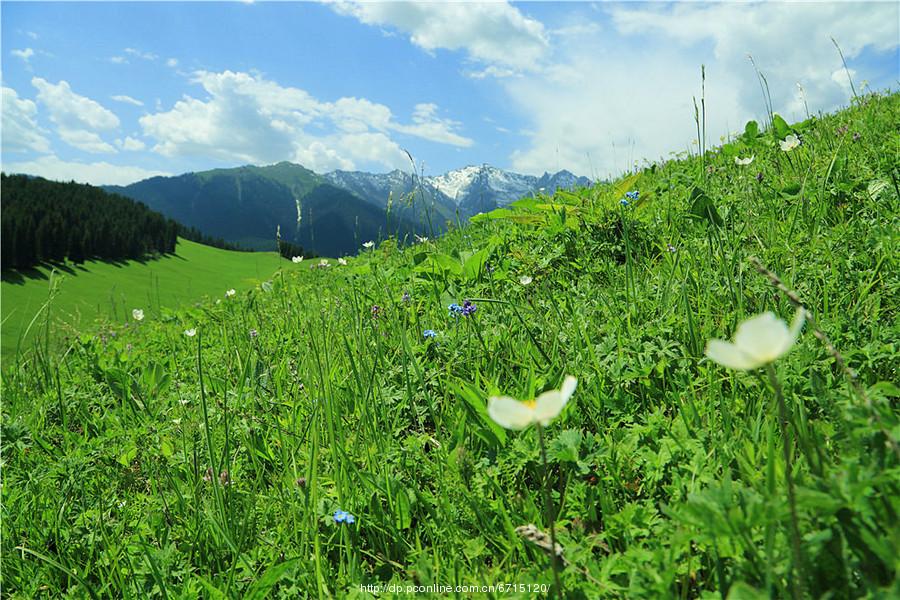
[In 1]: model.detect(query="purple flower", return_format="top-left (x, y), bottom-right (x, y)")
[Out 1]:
top-left (667, 243), bottom-right (677, 253)
top-left (371, 305), bottom-right (381, 319)
top-left (461, 300), bottom-right (477, 317)
top-left (249, 329), bottom-right (258, 339)
top-left (401, 291), bottom-right (410, 303)
top-left (756, 172), bottom-right (764, 183)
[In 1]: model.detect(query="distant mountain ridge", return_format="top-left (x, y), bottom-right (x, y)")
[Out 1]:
top-left (325, 164), bottom-right (591, 219)
top-left (106, 162), bottom-right (591, 256)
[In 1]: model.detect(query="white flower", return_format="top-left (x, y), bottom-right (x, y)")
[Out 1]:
top-left (225, 289), bottom-right (236, 297)
top-left (519, 275), bottom-right (533, 286)
top-left (734, 155), bottom-right (755, 166)
top-left (292, 256), bottom-right (304, 264)
top-left (337, 257), bottom-right (348, 266)
top-left (319, 259), bottom-right (330, 267)
top-left (362, 241), bottom-right (375, 249)
top-left (705, 309), bottom-right (806, 371)
top-left (415, 234), bottom-right (429, 243)
top-left (487, 376), bottom-right (578, 430)
top-left (780, 134), bottom-right (801, 152)
top-left (132, 309), bottom-right (144, 321)
top-left (184, 328), bottom-right (196, 337)
top-left (261, 281), bottom-right (273, 292)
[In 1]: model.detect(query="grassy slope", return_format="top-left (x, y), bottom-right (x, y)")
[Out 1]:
top-left (2, 93), bottom-right (898, 598)
top-left (1, 238), bottom-right (286, 360)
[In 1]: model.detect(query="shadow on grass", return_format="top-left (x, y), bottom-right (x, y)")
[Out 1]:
top-left (1, 252), bottom-right (177, 285)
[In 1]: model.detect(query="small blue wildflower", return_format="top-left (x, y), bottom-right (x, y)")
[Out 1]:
top-left (423, 329), bottom-right (437, 339)
top-left (619, 199), bottom-right (629, 206)
top-left (625, 190), bottom-right (639, 201)
top-left (333, 509), bottom-right (356, 524)
top-left (448, 303), bottom-right (464, 317)
top-left (667, 243), bottom-right (677, 253)
top-left (401, 291), bottom-right (411, 303)
top-left (461, 300), bottom-right (477, 317)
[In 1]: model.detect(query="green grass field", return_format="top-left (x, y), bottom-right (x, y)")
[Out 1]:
top-left (1, 239), bottom-right (288, 360)
top-left (2, 93), bottom-right (898, 598)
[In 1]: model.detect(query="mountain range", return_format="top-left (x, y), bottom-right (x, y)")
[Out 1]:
top-left (106, 162), bottom-right (591, 256)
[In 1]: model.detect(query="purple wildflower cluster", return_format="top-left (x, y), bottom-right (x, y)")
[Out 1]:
top-left (449, 300), bottom-right (477, 318)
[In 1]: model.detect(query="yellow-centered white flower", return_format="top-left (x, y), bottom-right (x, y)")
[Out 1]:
top-left (132, 308), bottom-right (144, 321)
top-left (337, 257), bottom-right (348, 266)
top-left (780, 134), bottom-right (801, 152)
top-left (225, 289), bottom-right (236, 297)
top-left (292, 256), bottom-right (304, 263)
top-left (362, 241), bottom-right (374, 249)
top-left (184, 328), bottom-right (196, 337)
top-left (705, 309), bottom-right (806, 370)
top-left (519, 275), bottom-right (533, 286)
top-left (734, 155), bottom-right (755, 166)
top-left (488, 376), bottom-right (577, 430)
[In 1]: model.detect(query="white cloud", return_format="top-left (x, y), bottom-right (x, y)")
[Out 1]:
top-left (110, 56), bottom-right (128, 65)
top-left (111, 94), bottom-right (144, 107)
top-left (1, 86), bottom-right (52, 154)
top-left (117, 136), bottom-right (146, 151)
top-left (332, 1), bottom-right (548, 73)
top-left (26, 31), bottom-right (39, 40)
top-left (11, 48), bottom-right (34, 63)
top-left (58, 129), bottom-right (116, 154)
top-left (2, 155), bottom-right (170, 186)
top-left (32, 77), bottom-right (120, 154)
top-left (506, 1), bottom-right (899, 178)
top-left (124, 47), bottom-right (158, 61)
top-left (139, 70), bottom-right (470, 172)
top-left (166, 58), bottom-right (179, 68)
top-left (395, 103), bottom-right (473, 147)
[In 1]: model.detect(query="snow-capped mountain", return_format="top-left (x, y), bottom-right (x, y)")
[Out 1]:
top-left (325, 164), bottom-right (591, 219)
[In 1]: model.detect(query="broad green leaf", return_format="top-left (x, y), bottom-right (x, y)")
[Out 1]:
top-left (688, 187), bottom-right (723, 227)
top-left (772, 113), bottom-right (791, 139)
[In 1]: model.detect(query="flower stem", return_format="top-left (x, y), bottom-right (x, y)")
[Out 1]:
top-left (765, 363), bottom-right (805, 600)
top-left (536, 423), bottom-right (563, 598)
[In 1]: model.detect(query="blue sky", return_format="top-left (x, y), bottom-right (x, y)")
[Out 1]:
top-left (2, 1), bottom-right (898, 185)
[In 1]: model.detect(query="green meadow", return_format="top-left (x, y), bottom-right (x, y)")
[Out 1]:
top-left (1, 239), bottom-right (290, 361)
top-left (2, 92), bottom-right (898, 598)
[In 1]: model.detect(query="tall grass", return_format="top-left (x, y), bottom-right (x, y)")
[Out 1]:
top-left (2, 91), bottom-right (898, 598)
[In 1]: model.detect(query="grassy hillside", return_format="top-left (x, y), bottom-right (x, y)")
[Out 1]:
top-left (1, 238), bottom-right (289, 360)
top-left (3, 92), bottom-right (898, 598)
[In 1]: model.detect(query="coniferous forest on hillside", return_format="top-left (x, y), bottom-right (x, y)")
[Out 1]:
top-left (0, 174), bottom-right (250, 270)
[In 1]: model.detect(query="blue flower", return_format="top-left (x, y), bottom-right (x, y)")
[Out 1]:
top-left (619, 199), bottom-right (629, 206)
top-left (333, 509), bottom-right (356, 524)
top-left (625, 190), bottom-right (640, 200)
top-left (448, 303), bottom-right (464, 317)
top-left (462, 300), bottom-right (477, 316)
top-left (423, 329), bottom-right (437, 339)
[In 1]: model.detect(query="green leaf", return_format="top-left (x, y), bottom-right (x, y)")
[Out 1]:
top-left (688, 187), bottom-right (723, 227)
top-left (463, 245), bottom-right (492, 282)
top-left (550, 429), bottom-right (582, 463)
top-left (243, 559), bottom-right (298, 600)
top-left (453, 381), bottom-right (507, 446)
top-left (772, 113), bottom-right (791, 140)
top-left (743, 120), bottom-right (760, 142)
